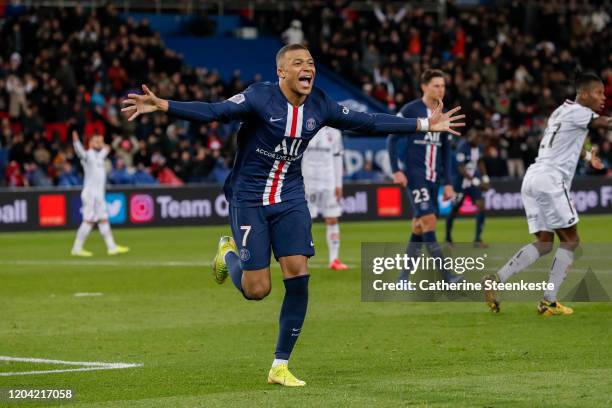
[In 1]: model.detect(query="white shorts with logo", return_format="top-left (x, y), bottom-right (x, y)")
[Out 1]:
top-left (305, 187), bottom-right (342, 219)
top-left (521, 169), bottom-right (578, 234)
top-left (82, 193), bottom-right (108, 222)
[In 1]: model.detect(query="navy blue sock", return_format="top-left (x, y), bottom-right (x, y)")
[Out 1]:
top-left (422, 231), bottom-right (452, 281)
top-left (445, 213), bottom-right (456, 242)
top-left (400, 233), bottom-right (423, 279)
top-left (407, 233), bottom-right (423, 258)
top-left (475, 211), bottom-right (485, 242)
top-left (225, 251), bottom-right (243, 292)
top-left (275, 275), bottom-right (309, 360)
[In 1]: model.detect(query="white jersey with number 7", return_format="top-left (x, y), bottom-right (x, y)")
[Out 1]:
top-left (531, 100), bottom-right (599, 185)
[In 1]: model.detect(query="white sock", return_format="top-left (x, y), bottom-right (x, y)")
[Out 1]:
top-left (326, 223), bottom-right (340, 264)
top-left (497, 243), bottom-right (541, 283)
top-left (98, 222), bottom-right (117, 250)
top-left (72, 222), bottom-right (93, 251)
top-left (272, 358), bottom-right (288, 368)
top-left (543, 248), bottom-right (573, 302)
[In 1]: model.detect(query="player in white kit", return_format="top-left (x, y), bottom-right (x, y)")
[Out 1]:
top-left (484, 72), bottom-right (609, 316)
top-left (71, 131), bottom-right (129, 257)
top-left (302, 126), bottom-right (348, 270)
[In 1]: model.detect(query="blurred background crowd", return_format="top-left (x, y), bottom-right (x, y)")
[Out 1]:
top-left (265, 0), bottom-right (612, 178)
top-left (0, 0), bottom-right (610, 188)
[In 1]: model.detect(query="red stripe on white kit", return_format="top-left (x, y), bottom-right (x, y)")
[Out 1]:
top-left (263, 104), bottom-right (304, 205)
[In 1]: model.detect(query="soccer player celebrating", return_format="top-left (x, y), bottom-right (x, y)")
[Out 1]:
top-left (387, 69), bottom-right (463, 283)
top-left (71, 131), bottom-right (129, 257)
top-left (445, 129), bottom-right (490, 247)
top-left (302, 126), bottom-right (348, 270)
top-left (483, 72), bottom-right (609, 315)
top-left (121, 44), bottom-right (465, 386)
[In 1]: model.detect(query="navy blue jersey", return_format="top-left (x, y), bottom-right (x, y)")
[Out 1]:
top-left (167, 82), bottom-right (420, 207)
top-left (387, 99), bottom-right (452, 185)
top-left (453, 139), bottom-right (483, 189)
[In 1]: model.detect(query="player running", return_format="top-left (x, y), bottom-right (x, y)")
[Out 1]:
top-left (71, 131), bottom-right (129, 257)
top-left (302, 126), bottom-right (348, 270)
top-left (388, 69), bottom-right (463, 283)
top-left (483, 72), bottom-right (609, 316)
top-left (122, 44), bottom-right (465, 386)
top-left (445, 129), bottom-right (490, 247)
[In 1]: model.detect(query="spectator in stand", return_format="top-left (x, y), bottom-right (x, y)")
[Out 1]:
top-left (1, 2), bottom-right (610, 186)
top-left (108, 158), bottom-right (132, 185)
top-left (133, 162), bottom-right (158, 185)
top-left (57, 161), bottom-right (82, 186)
top-left (281, 20), bottom-right (304, 45)
top-left (253, 0), bottom-right (610, 180)
top-left (504, 126), bottom-right (527, 178)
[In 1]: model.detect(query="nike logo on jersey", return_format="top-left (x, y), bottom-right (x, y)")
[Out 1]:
top-left (269, 117), bottom-right (283, 122)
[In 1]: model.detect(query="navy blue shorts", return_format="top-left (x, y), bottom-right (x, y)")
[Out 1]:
top-left (407, 180), bottom-right (439, 218)
top-left (229, 200), bottom-right (315, 270)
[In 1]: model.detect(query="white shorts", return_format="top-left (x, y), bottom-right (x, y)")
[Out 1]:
top-left (521, 170), bottom-right (578, 234)
top-left (82, 193), bottom-right (108, 222)
top-left (305, 187), bottom-right (342, 219)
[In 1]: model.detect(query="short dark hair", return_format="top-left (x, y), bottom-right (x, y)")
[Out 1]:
top-left (276, 44), bottom-right (310, 67)
top-left (575, 70), bottom-right (602, 92)
top-left (420, 69), bottom-right (445, 85)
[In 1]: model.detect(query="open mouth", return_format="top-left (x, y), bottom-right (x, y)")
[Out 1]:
top-left (298, 74), bottom-right (312, 87)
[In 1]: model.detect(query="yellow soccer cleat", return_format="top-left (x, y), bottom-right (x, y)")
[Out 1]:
top-left (482, 274), bottom-right (500, 313)
top-left (108, 245), bottom-right (130, 256)
top-left (267, 364), bottom-right (306, 387)
top-left (537, 299), bottom-right (573, 316)
top-left (212, 236), bottom-right (237, 284)
top-left (71, 249), bottom-right (93, 257)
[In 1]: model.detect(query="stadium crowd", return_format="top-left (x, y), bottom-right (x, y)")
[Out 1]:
top-left (1, 1), bottom-right (611, 188)
top-left (268, 0), bottom-right (612, 178)
top-left (0, 2), bottom-right (241, 187)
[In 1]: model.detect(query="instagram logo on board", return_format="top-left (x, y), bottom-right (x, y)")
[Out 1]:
top-left (130, 194), bottom-right (154, 223)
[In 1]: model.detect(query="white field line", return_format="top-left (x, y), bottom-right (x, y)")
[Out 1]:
top-left (73, 292), bottom-right (103, 297)
top-left (0, 356), bottom-right (142, 377)
top-left (0, 259), bottom-right (340, 268)
top-left (0, 260), bottom-right (610, 273)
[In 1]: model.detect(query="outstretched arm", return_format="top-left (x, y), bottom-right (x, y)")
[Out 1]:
top-left (72, 131), bottom-right (87, 161)
top-left (589, 116), bottom-right (612, 130)
top-left (122, 85), bottom-right (252, 123)
top-left (324, 96), bottom-right (465, 136)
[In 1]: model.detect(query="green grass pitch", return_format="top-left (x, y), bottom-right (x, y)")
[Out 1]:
top-left (1, 215), bottom-right (611, 407)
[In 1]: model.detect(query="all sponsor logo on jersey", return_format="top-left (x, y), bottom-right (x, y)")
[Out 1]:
top-left (274, 138), bottom-right (303, 156)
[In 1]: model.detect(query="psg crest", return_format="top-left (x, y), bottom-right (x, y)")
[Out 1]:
top-left (239, 248), bottom-right (251, 262)
top-left (306, 118), bottom-right (316, 131)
